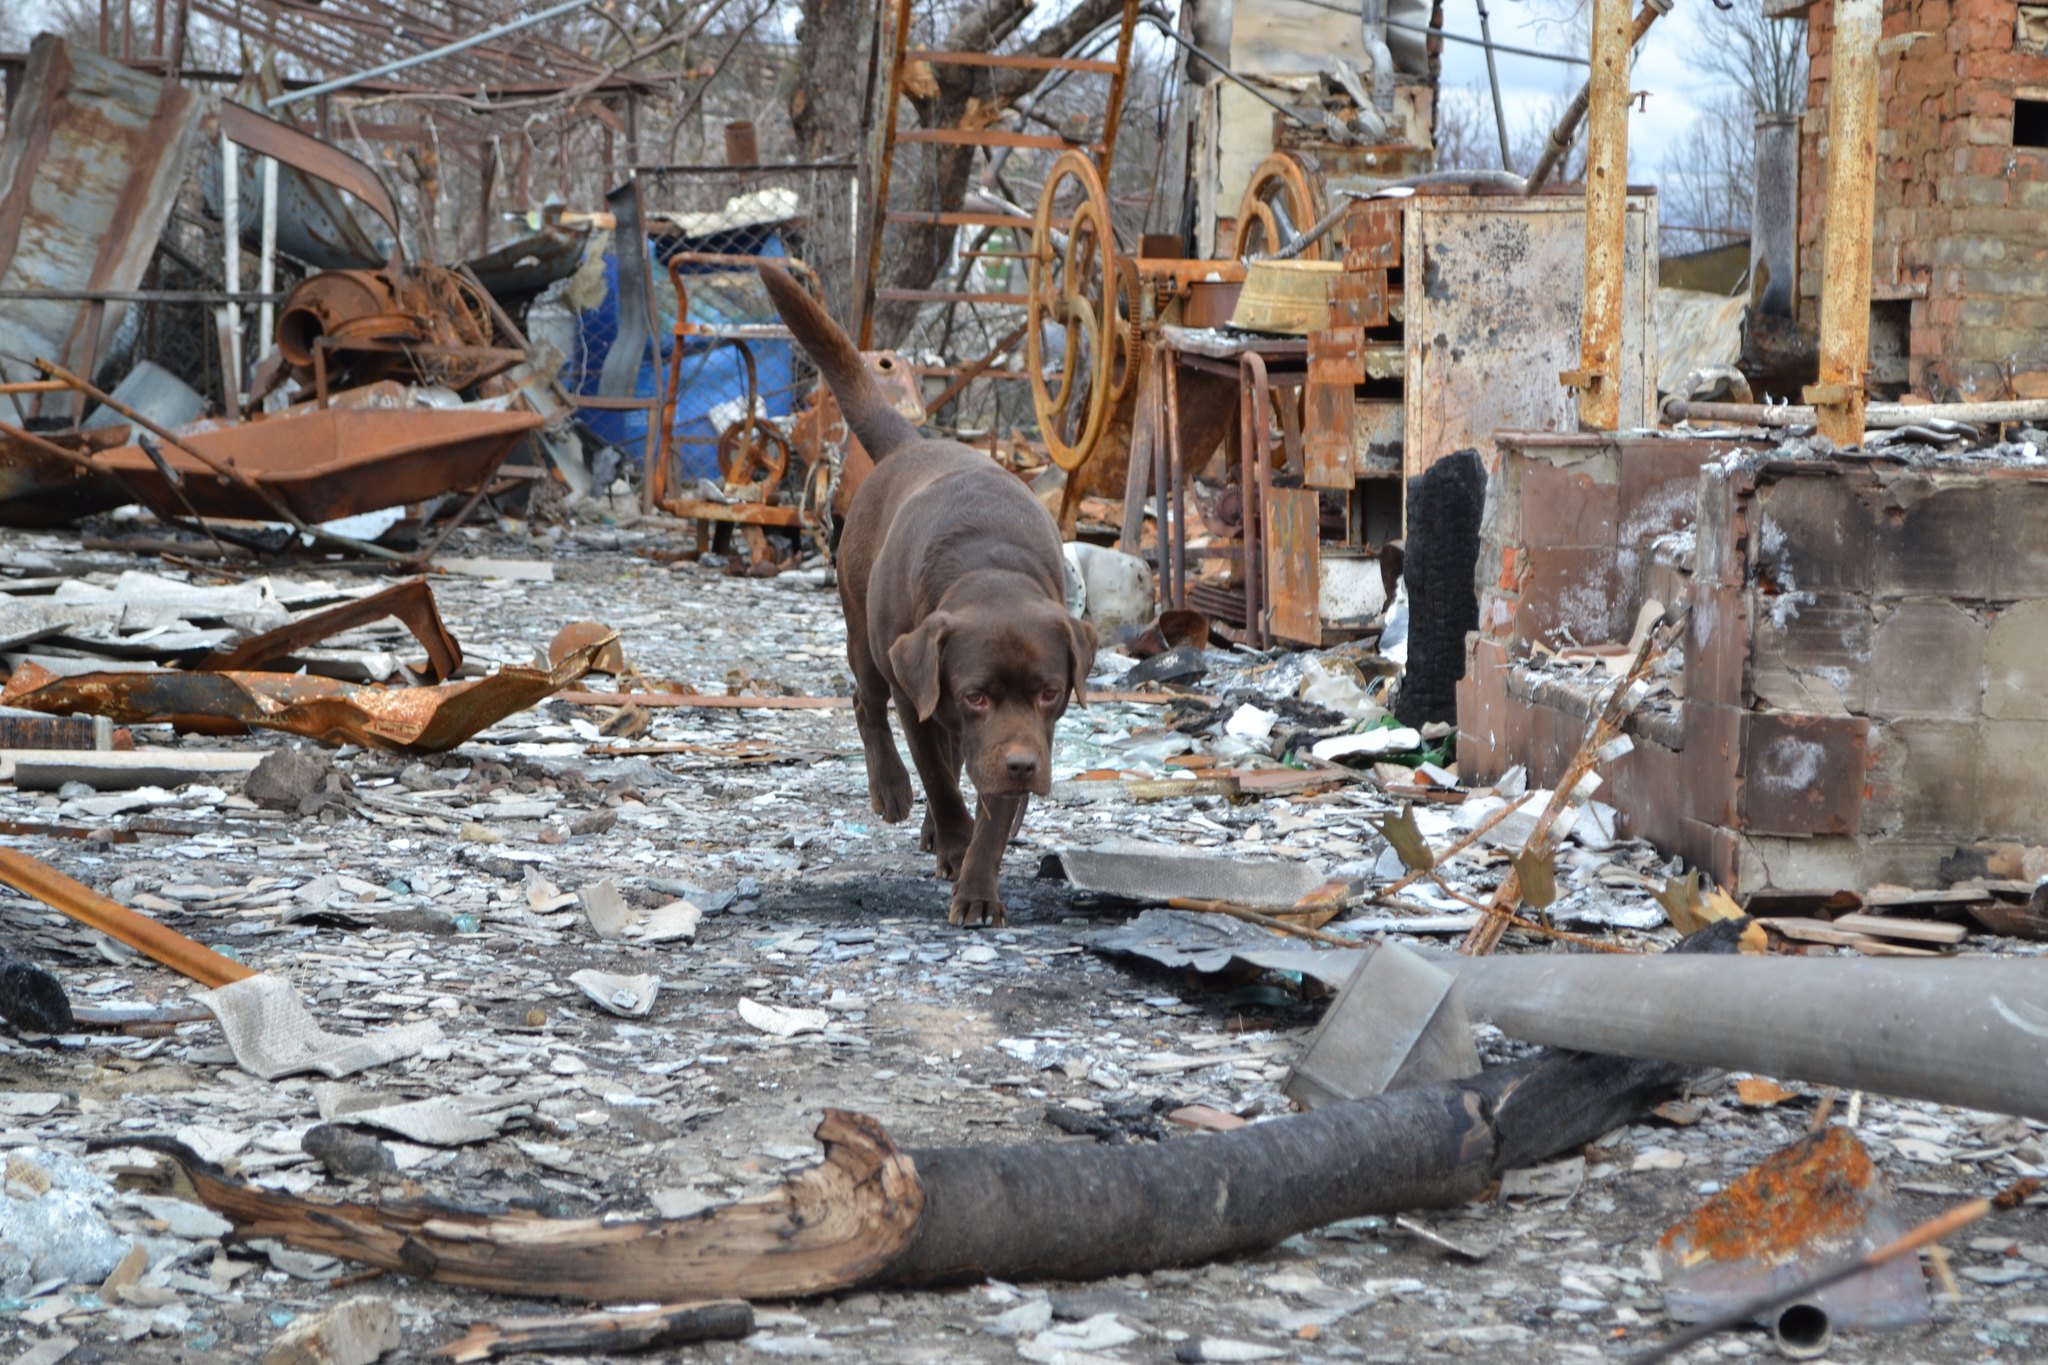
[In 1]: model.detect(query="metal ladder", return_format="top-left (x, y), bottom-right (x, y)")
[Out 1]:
top-left (856, 0), bottom-right (1143, 371)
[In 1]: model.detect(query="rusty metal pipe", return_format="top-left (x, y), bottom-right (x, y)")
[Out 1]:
top-left (1663, 397), bottom-right (2048, 429)
top-left (0, 848), bottom-right (254, 989)
top-left (1806, 0), bottom-right (1883, 446)
top-left (1772, 1301), bottom-right (1833, 1360)
top-left (1574, 0), bottom-right (1634, 429)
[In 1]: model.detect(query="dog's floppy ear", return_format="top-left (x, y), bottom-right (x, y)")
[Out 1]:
top-left (1065, 615), bottom-right (1098, 706)
top-left (888, 613), bottom-right (953, 721)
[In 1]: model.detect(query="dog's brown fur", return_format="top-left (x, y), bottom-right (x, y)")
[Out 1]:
top-left (759, 266), bottom-right (1096, 926)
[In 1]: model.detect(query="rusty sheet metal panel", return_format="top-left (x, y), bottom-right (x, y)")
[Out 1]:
top-left (1403, 193), bottom-right (1656, 479)
top-left (216, 102), bottom-right (404, 265)
top-left (203, 144), bottom-right (393, 271)
top-left (0, 36), bottom-right (203, 395)
top-left (91, 406), bottom-right (542, 523)
top-left (1304, 327), bottom-right (1365, 488)
top-left (0, 630), bottom-right (615, 755)
top-left (1264, 485), bottom-right (1322, 645)
top-left (1353, 398), bottom-right (1403, 476)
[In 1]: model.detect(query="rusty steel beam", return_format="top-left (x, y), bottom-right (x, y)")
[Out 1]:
top-left (215, 102), bottom-right (404, 265)
top-left (1805, 0), bottom-right (1882, 447)
top-left (1566, 0), bottom-right (1633, 430)
top-left (0, 848), bottom-right (254, 989)
top-left (194, 577), bottom-right (462, 681)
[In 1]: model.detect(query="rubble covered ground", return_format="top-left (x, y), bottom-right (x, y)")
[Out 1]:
top-left (1, 516), bottom-right (2044, 1365)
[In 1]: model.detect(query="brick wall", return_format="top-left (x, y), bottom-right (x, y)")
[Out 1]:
top-left (1797, 0), bottom-right (2048, 396)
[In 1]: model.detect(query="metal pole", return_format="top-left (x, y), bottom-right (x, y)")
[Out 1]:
top-left (1475, 0), bottom-right (1512, 172)
top-left (1806, 0), bottom-right (1881, 447)
top-left (256, 156), bottom-right (278, 370)
top-left (265, 0), bottom-right (601, 109)
top-left (218, 131), bottom-right (243, 406)
top-left (1569, 0), bottom-right (1631, 430)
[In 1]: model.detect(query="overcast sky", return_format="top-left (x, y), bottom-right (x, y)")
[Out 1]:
top-left (7, 0), bottom-right (1761, 194)
top-left (1434, 0), bottom-right (1752, 174)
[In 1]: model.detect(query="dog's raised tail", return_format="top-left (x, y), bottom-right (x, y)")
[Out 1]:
top-left (758, 265), bottom-right (920, 462)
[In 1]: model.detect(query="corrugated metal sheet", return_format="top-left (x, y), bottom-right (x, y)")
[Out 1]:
top-left (0, 36), bottom-right (203, 399)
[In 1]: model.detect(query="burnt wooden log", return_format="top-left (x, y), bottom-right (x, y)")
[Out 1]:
top-left (130, 1042), bottom-right (1698, 1302)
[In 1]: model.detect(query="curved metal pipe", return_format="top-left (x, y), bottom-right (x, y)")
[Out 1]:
top-left (1676, 365), bottom-right (1754, 405)
top-left (1358, 0), bottom-right (1397, 118)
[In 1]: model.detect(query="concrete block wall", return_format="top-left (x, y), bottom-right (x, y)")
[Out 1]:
top-left (1460, 438), bottom-right (2048, 895)
top-left (1796, 0), bottom-right (2048, 396)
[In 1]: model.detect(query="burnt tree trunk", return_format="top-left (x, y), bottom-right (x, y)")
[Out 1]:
top-left (789, 0), bottom-right (875, 325)
top-left (141, 1045), bottom-right (1699, 1300)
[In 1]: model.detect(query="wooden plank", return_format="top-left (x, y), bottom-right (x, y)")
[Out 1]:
top-left (1829, 913), bottom-right (1968, 945)
top-left (3, 749), bottom-right (262, 787)
top-left (1864, 886), bottom-right (1992, 908)
top-left (1756, 917), bottom-right (1943, 956)
top-left (896, 128), bottom-right (1082, 151)
top-left (907, 49), bottom-right (1120, 73)
top-left (873, 289), bottom-right (1029, 306)
top-left (885, 210), bottom-right (1040, 229)
top-left (659, 498), bottom-right (803, 527)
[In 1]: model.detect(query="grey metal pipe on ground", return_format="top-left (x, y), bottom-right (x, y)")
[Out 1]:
top-left (1666, 397), bottom-right (2048, 429)
top-left (1427, 954), bottom-right (2048, 1121)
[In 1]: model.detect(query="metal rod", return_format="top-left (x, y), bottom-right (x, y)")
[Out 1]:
top-left (1475, 0), bottom-right (1513, 171)
top-left (0, 289), bottom-right (288, 303)
top-left (1666, 397), bottom-right (2048, 428)
top-left (0, 849), bottom-right (255, 990)
top-left (219, 129), bottom-right (242, 398)
top-left (265, 0), bottom-right (600, 108)
top-left (256, 155), bottom-right (278, 359)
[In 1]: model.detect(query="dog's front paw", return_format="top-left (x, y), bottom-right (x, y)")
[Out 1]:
top-left (869, 765), bottom-right (913, 823)
top-left (931, 821), bottom-right (972, 880)
top-left (948, 886), bottom-right (1007, 928)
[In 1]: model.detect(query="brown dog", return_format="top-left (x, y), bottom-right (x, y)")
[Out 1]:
top-left (758, 266), bottom-right (1096, 926)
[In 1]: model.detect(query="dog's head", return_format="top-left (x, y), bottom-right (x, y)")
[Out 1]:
top-left (888, 598), bottom-right (1097, 798)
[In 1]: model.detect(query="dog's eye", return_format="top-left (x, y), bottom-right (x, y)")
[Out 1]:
top-left (963, 690), bottom-right (991, 710)
top-left (1038, 688), bottom-right (1060, 707)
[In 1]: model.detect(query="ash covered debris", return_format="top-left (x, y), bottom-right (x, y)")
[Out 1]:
top-left (2, 0), bottom-right (2047, 1360)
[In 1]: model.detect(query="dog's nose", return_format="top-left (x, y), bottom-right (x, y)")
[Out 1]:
top-left (1002, 748), bottom-right (1039, 782)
